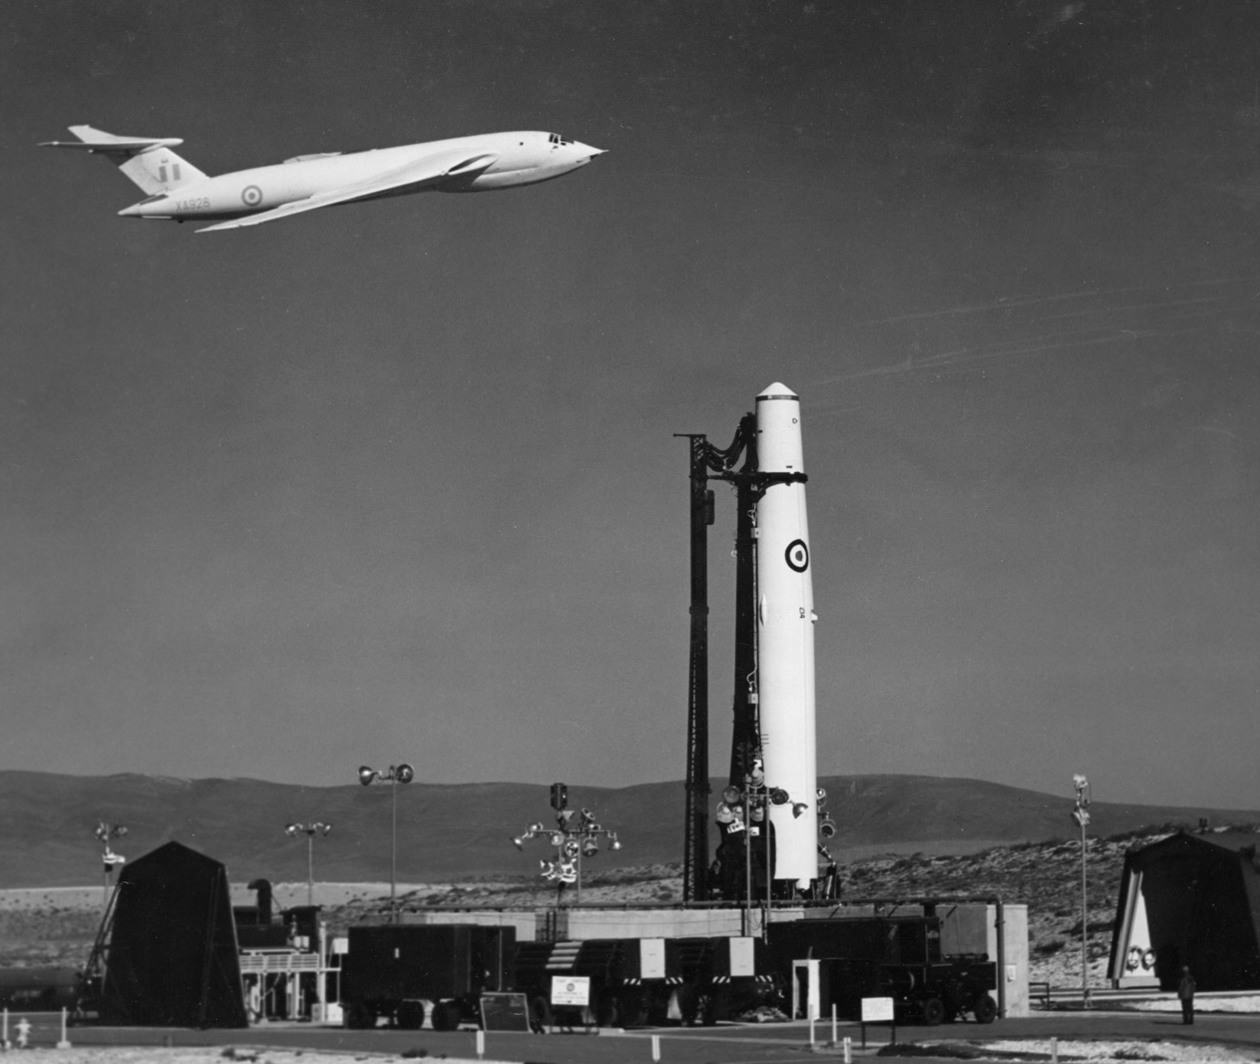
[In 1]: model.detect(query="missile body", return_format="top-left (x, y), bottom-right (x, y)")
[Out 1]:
top-left (755, 382), bottom-right (818, 889)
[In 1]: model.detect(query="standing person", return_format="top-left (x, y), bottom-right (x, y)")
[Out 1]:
top-left (1177, 965), bottom-right (1196, 1025)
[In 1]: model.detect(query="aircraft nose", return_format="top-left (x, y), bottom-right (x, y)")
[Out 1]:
top-left (575, 142), bottom-right (606, 159)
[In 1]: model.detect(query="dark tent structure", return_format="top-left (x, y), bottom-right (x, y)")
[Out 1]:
top-left (96, 840), bottom-right (248, 1027)
top-left (1108, 830), bottom-right (1260, 991)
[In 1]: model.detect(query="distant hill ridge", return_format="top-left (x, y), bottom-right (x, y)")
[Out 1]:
top-left (0, 770), bottom-right (1252, 889)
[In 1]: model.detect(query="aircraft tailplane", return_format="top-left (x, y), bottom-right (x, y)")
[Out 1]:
top-left (40, 124), bottom-right (209, 195)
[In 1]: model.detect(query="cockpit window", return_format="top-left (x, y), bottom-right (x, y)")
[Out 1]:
top-left (548, 132), bottom-right (574, 146)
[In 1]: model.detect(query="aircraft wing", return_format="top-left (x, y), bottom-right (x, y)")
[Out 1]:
top-left (39, 124), bottom-right (185, 153)
top-left (196, 149), bottom-right (497, 233)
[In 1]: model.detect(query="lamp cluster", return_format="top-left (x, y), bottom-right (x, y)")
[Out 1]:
top-left (715, 756), bottom-right (836, 838)
top-left (94, 821), bottom-right (127, 870)
top-left (512, 783), bottom-right (621, 887)
top-left (358, 763), bottom-right (414, 786)
top-left (1072, 774), bottom-right (1091, 826)
top-left (285, 821), bottom-right (332, 838)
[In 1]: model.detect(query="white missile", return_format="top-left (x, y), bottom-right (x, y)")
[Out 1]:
top-left (755, 382), bottom-right (818, 889)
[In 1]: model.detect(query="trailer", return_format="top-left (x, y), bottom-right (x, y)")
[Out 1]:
top-left (767, 914), bottom-right (997, 1024)
top-left (337, 912), bottom-right (1000, 1032)
top-left (0, 966), bottom-right (81, 1012)
top-left (339, 924), bottom-right (516, 1030)
top-left (513, 935), bottom-right (774, 1027)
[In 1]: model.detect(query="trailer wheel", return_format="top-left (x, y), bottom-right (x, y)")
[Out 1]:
top-left (921, 997), bottom-right (946, 1026)
top-left (972, 994), bottom-right (997, 1024)
top-left (431, 1001), bottom-right (460, 1031)
top-left (397, 1000), bottom-right (426, 1030)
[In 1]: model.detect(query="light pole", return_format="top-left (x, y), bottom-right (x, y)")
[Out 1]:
top-left (358, 763), bottom-right (414, 923)
top-left (717, 755), bottom-right (799, 940)
top-left (285, 821), bottom-right (331, 907)
top-left (512, 782), bottom-right (621, 905)
top-left (93, 821), bottom-right (127, 913)
top-left (1072, 773), bottom-right (1091, 1006)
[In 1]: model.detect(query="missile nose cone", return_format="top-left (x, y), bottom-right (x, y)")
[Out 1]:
top-left (759, 381), bottom-right (798, 399)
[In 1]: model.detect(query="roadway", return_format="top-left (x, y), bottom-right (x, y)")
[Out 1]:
top-left (10, 1009), bottom-right (1260, 1063)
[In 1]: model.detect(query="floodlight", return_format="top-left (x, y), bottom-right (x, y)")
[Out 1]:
top-left (395, 763), bottom-right (415, 784)
top-left (791, 802), bottom-right (808, 819)
top-left (820, 816), bottom-right (837, 839)
top-left (358, 766), bottom-right (377, 786)
top-left (722, 786), bottom-right (742, 805)
top-left (769, 788), bottom-right (789, 806)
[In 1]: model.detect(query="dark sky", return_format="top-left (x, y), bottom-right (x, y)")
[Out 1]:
top-left (4, 1), bottom-right (1260, 808)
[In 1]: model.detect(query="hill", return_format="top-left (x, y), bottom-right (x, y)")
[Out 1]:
top-left (1, 770), bottom-right (1252, 888)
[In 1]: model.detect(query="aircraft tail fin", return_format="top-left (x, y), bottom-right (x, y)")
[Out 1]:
top-left (40, 124), bottom-right (209, 194)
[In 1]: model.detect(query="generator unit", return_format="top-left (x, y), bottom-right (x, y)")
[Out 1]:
top-left (513, 935), bottom-right (774, 1027)
top-left (340, 924), bottom-right (516, 1030)
top-left (768, 913), bottom-right (997, 1024)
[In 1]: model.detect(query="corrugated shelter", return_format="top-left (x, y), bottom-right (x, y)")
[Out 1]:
top-left (98, 840), bottom-right (247, 1027)
top-left (1108, 830), bottom-right (1260, 991)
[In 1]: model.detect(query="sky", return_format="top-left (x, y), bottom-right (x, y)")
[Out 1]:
top-left (3, 1), bottom-right (1260, 809)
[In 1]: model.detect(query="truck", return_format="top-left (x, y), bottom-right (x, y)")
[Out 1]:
top-left (767, 914), bottom-right (998, 1024)
top-left (513, 935), bottom-right (776, 1027)
top-left (339, 924), bottom-right (516, 1030)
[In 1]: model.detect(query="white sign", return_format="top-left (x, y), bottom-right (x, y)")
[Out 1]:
top-left (861, 997), bottom-right (895, 1023)
top-left (638, 938), bottom-right (666, 980)
top-left (550, 975), bottom-right (591, 1006)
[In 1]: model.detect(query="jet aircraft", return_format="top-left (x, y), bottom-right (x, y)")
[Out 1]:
top-left (40, 125), bottom-right (604, 233)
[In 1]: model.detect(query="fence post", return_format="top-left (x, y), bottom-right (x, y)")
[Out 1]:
top-left (57, 1006), bottom-right (72, 1049)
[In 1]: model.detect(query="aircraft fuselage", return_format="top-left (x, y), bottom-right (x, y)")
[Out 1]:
top-left (119, 130), bottom-right (598, 223)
